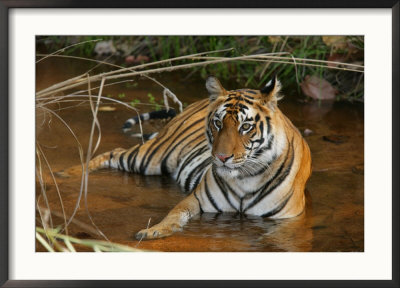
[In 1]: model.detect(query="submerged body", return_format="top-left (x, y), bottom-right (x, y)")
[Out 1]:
top-left (79, 77), bottom-right (312, 239)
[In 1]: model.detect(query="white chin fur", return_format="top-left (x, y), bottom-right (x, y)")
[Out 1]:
top-left (215, 166), bottom-right (240, 178)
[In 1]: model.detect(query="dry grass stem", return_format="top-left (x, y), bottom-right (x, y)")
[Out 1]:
top-left (36, 39), bottom-right (102, 64)
top-left (82, 77), bottom-right (110, 242)
top-left (38, 106), bottom-right (86, 230)
top-left (36, 143), bottom-right (68, 234)
top-left (36, 50), bottom-right (363, 99)
top-left (36, 227), bottom-right (149, 252)
top-left (36, 48), bottom-right (234, 97)
top-left (190, 56), bottom-right (364, 72)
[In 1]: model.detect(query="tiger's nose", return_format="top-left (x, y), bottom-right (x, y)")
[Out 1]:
top-left (216, 153), bottom-right (233, 163)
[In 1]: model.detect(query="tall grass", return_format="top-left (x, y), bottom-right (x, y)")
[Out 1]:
top-left (36, 227), bottom-right (149, 252)
top-left (37, 35), bottom-right (364, 101)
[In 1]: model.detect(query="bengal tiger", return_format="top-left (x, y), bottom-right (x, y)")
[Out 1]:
top-left (67, 76), bottom-right (312, 240)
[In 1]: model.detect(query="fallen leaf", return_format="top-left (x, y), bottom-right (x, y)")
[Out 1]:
top-left (125, 54), bottom-right (150, 65)
top-left (268, 36), bottom-right (281, 44)
top-left (125, 55), bottom-right (135, 64)
top-left (322, 36), bottom-right (348, 51)
top-left (300, 75), bottom-right (337, 100)
top-left (135, 55), bottom-right (149, 63)
top-left (99, 106), bottom-right (117, 112)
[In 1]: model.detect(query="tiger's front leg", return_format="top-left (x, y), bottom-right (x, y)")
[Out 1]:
top-left (135, 192), bottom-right (201, 240)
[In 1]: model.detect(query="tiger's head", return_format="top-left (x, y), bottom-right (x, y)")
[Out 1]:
top-left (205, 76), bottom-right (285, 178)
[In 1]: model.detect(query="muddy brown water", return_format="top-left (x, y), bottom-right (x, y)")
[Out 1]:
top-left (36, 58), bottom-right (364, 252)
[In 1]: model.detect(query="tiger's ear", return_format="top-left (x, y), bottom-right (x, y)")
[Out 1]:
top-left (206, 76), bottom-right (227, 101)
top-left (260, 76), bottom-right (282, 109)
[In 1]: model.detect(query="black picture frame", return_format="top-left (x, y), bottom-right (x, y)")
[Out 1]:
top-left (1, 1), bottom-right (399, 287)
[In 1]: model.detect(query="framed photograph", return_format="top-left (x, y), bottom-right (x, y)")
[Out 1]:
top-left (1, 1), bottom-right (398, 287)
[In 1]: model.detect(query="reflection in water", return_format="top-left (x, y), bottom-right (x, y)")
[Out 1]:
top-left (259, 192), bottom-right (313, 252)
top-left (184, 191), bottom-right (314, 252)
top-left (36, 58), bottom-right (363, 252)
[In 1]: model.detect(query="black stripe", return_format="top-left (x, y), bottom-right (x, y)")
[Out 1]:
top-left (218, 173), bottom-right (241, 200)
top-left (255, 113), bottom-right (260, 122)
top-left (252, 135), bottom-right (274, 159)
top-left (122, 119), bottom-right (135, 129)
top-left (141, 133), bottom-right (157, 141)
top-left (177, 135), bottom-right (206, 160)
top-left (238, 103), bottom-right (248, 110)
top-left (160, 126), bottom-right (204, 174)
top-left (138, 101), bottom-right (208, 173)
top-left (243, 98), bottom-right (254, 105)
top-left (246, 90), bottom-right (257, 95)
top-left (131, 150), bottom-right (139, 172)
top-left (249, 131), bottom-right (257, 138)
top-left (206, 129), bottom-right (213, 144)
top-left (126, 151), bottom-right (134, 171)
top-left (243, 95), bottom-right (255, 100)
top-left (191, 173), bottom-right (204, 192)
top-left (166, 100), bottom-right (207, 129)
top-left (204, 177), bottom-right (222, 212)
top-left (184, 157), bottom-right (212, 193)
top-left (122, 109), bottom-right (175, 129)
top-left (148, 109), bottom-right (176, 120)
top-left (266, 117), bottom-right (271, 134)
top-left (212, 167), bottom-right (238, 211)
top-left (119, 153), bottom-right (126, 171)
top-left (245, 140), bottom-right (289, 200)
top-left (193, 191), bottom-right (204, 213)
top-left (266, 135), bottom-right (274, 150)
top-left (261, 190), bottom-right (294, 217)
top-left (176, 144), bottom-right (208, 181)
top-left (153, 100), bottom-right (207, 139)
top-left (127, 146), bottom-right (139, 172)
top-left (237, 154), bottom-right (278, 180)
top-left (250, 121), bottom-right (264, 146)
top-left (244, 138), bottom-right (295, 212)
top-left (108, 151), bottom-right (114, 167)
top-left (140, 117), bottom-right (204, 173)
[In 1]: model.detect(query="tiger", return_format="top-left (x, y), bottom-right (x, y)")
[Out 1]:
top-left (67, 76), bottom-right (312, 240)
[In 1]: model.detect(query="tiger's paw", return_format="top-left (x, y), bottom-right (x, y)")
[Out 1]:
top-left (135, 223), bottom-right (182, 240)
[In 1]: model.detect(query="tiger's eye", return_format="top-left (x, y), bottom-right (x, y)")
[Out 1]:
top-left (241, 123), bottom-right (251, 130)
top-left (214, 119), bottom-right (222, 129)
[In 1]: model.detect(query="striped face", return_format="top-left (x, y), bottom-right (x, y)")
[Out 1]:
top-left (205, 77), bottom-right (281, 178)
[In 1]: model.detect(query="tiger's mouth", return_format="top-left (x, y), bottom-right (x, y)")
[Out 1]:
top-left (213, 161), bottom-right (247, 179)
top-left (212, 157), bottom-right (245, 170)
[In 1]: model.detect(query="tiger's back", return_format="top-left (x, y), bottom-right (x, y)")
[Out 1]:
top-left (117, 98), bottom-right (211, 192)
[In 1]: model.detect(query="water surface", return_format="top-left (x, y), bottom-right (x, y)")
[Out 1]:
top-left (36, 58), bottom-right (364, 252)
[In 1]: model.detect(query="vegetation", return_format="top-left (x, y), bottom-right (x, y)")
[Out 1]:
top-left (36, 36), bottom-right (364, 101)
top-left (36, 227), bottom-right (148, 252)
